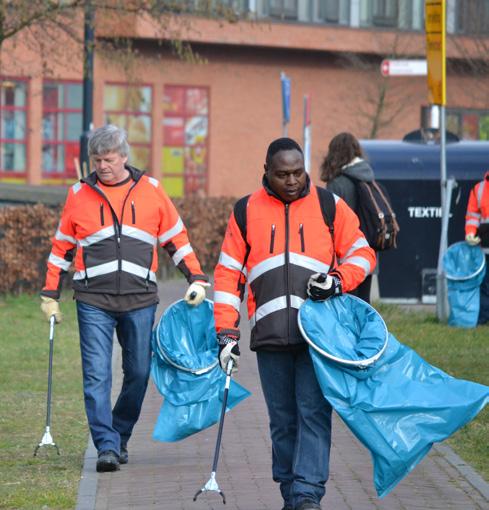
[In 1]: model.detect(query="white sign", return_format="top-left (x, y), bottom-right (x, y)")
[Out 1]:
top-left (380, 59), bottom-right (427, 77)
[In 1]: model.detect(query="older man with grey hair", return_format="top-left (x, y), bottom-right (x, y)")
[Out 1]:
top-left (41, 124), bottom-right (209, 472)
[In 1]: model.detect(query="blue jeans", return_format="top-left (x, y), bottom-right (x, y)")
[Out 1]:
top-left (256, 348), bottom-right (332, 508)
top-left (76, 301), bottom-right (157, 454)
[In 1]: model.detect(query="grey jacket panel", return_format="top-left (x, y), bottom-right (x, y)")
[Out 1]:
top-left (326, 159), bottom-right (375, 211)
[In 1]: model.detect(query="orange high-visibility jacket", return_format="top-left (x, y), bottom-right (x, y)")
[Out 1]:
top-left (465, 171), bottom-right (489, 247)
top-left (42, 166), bottom-right (207, 300)
top-left (214, 182), bottom-right (376, 351)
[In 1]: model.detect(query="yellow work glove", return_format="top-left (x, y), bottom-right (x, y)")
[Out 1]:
top-left (40, 296), bottom-right (63, 323)
top-left (184, 281), bottom-right (210, 306)
top-left (465, 233), bottom-right (481, 246)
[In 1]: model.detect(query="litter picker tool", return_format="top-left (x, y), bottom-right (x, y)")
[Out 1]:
top-left (34, 315), bottom-right (60, 456)
top-left (193, 359), bottom-right (234, 504)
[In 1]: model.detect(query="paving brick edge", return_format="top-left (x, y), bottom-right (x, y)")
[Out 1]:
top-left (433, 443), bottom-right (489, 501)
top-left (76, 339), bottom-right (121, 510)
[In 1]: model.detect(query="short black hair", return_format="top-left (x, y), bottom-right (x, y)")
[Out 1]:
top-left (266, 137), bottom-right (303, 166)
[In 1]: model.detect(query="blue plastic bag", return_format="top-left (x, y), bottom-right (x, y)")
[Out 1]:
top-left (151, 299), bottom-right (250, 442)
top-left (298, 296), bottom-right (489, 498)
top-left (443, 241), bottom-right (486, 328)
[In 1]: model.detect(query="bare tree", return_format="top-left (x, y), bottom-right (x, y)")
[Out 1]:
top-left (340, 33), bottom-right (424, 139)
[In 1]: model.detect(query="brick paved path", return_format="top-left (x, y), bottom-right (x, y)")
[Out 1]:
top-left (77, 280), bottom-right (489, 510)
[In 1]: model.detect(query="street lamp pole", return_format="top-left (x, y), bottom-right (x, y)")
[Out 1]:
top-left (79, 0), bottom-right (94, 177)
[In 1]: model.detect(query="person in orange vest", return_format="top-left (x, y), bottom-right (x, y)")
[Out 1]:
top-left (40, 124), bottom-right (209, 472)
top-left (213, 138), bottom-right (376, 510)
top-left (465, 170), bottom-right (489, 324)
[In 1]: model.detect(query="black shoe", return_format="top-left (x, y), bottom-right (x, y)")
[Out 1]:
top-left (295, 501), bottom-right (321, 510)
top-left (281, 505), bottom-right (293, 510)
top-left (119, 444), bottom-right (128, 465)
top-left (96, 450), bottom-right (120, 472)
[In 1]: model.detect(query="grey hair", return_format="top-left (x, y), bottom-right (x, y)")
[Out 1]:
top-left (88, 124), bottom-right (130, 158)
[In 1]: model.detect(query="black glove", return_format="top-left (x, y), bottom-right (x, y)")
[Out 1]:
top-left (217, 330), bottom-right (240, 374)
top-left (307, 272), bottom-right (342, 301)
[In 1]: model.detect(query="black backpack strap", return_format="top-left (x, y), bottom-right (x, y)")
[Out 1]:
top-left (316, 187), bottom-right (336, 269)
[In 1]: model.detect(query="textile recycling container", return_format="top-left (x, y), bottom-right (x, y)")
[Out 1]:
top-left (360, 137), bottom-right (489, 302)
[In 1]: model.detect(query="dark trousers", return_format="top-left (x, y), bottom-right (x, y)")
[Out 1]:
top-left (479, 254), bottom-right (489, 324)
top-left (349, 274), bottom-right (373, 304)
top-left (256, 349), bottom-right (332, 508)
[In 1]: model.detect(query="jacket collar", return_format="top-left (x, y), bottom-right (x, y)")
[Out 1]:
top-left (81, 164), bottom-right (144, 188)
top-left (262, 173), bottom-right (311, 203)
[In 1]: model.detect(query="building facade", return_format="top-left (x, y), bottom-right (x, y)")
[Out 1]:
top-left (1, 0), bottom-right (489, 197)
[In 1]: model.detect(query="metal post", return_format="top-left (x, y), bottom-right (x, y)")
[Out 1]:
top-left (79, 0), bottom-right (94, 177)
top-left (436, 105), bottom-right (449, 321)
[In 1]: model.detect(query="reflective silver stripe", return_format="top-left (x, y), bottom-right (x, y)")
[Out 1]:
top-left (121, 225), bottom-right (157, 246)
top-left (467, 212), bottom-right (481, 219)
top-left (477, 180), bottom-right (485, 208)
top-left (78, 226), bottom-right (115, 247)
top-left (340, 255), bottom-right (372, 276)
top-left (73, 260), bottom-right (156, 282)
top-left (72, 182), bottom-right (82, 194)
top-left (341, 237), bottom-right (370, 261)
top-left (172, 243), bottom-right (193, 265)
top-left (250, 296), bottom-right (287, 329)
top-left (148, 176), bottom-right (159, 188)
top-left (121, 260), bottom-right (157, 282)
top-left (466, 219), bottom-right (480, 227)
top-left (250, 294), bottom-right (304, 329)
top-left (332, 193), bottom-right (340, 204)
top-left (248, 254), bottom-right (285, 284)
top-left (218, 251), bottom-right (245, 272)
top-left (289, 252), bottom-right (330, 274)
top-left (481, 218), bottom-right (489, 224)
top-left (55, 228), bottom-right (76, 245)
top-left (214, 291), bottom-right (241, 311)
top-left (290, 295), bottom-right (305, 310)
top-left (48, 253), bottom-right (71, 271)
top-left (159, 217), bottom-right (184, 245)
top-left (73, 260), bottom-right (118, 280)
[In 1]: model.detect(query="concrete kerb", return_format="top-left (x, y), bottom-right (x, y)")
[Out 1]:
top-left (433, 443), bottom-right (489, 501)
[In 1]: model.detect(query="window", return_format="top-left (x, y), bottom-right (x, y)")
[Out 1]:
top-left (456, 0), bottom-right (489, 35)
top-left (267, 0), bottom-right (298, 19)
top-left (447, 109), bottom-right (489, 140)
top-left (318, 0), bottom-right (350, 24)
top-left (0, 79), bottom-right (27, 175)
top-left (162, 85), bottom-right (209, 197)
top-left (104, 84), bottom-right (152, 171)
top-left (372, 0), bottom-right (398, 27)
top-left (42, 81), bottom-right (82, 179)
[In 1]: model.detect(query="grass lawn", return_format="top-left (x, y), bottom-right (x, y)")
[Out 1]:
top-left (376, 303), bottom-right (489, 482)
top-left (0, 294), bottom-right (86, 510)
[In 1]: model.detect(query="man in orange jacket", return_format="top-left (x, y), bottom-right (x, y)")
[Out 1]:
top-left (41, 124), bottom-right (209, 472)
top-left (213, 138), bottom-right (376, 510)
top-left (465, 170), bottom-right (489, 324)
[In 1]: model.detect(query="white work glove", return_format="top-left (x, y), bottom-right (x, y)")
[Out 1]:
top-left (307, 272), bottom-right (342, 301)
top-left (217, 331), bottom-right (240, 374)
top-left (184, 281), bottom-right (210, 306)
top-left (465, 233), bottom-right (481, 246)
top-left (40, 296), bottom-right (63, 323)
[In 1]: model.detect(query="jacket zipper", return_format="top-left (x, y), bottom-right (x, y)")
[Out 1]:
top-left (285, 203), bottom-right (290, 341)
top-left (89, 180), bottom-right (139, 294)
top-left (299, 223), bottom-right (305, 252)
top-left (100, 203), bottom-right (105, 226)
top-left (269, 224), bottom-right (276, 253)
top-left (131, 201), bottom-right (136, 224)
